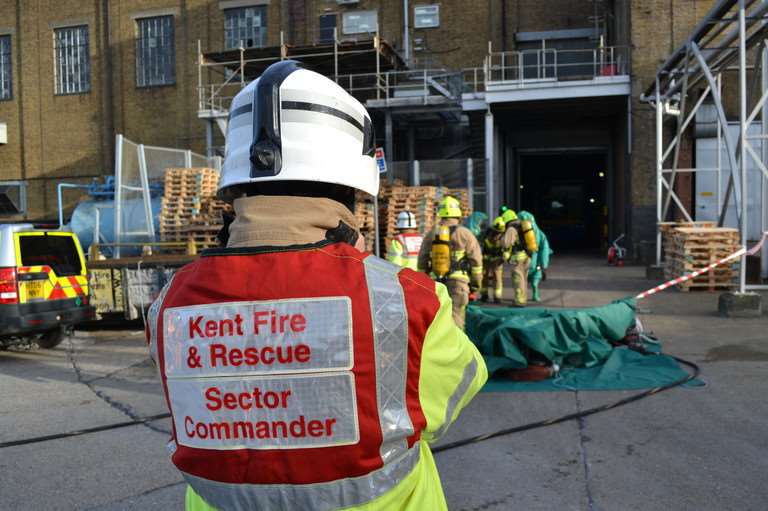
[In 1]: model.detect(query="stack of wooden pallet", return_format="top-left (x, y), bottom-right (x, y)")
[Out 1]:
top-left (379, 185), bottom-right (472, 253)
top-left (664, 227), bottom-right (740, 291)
top-left (659, 221), bottom-right (715, 255)
top-left (354, 190), bottom-right (376, 252)
top-left (159, 168), bottom-right (232, 251)
top-left (350, 181), bottom-right (472, 254)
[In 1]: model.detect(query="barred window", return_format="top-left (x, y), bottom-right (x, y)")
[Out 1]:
top-left (224, 6), bottom-right (267, 49)
top-left (136, 16), bottom-right (175, 87)
top-left (54, 25), bottom-right (90, 95)
top-left (0, 36), bottom-right (11, 100)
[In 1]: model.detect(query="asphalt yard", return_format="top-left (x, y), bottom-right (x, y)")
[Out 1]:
top-left (1, 254), bottom-right (766, 510)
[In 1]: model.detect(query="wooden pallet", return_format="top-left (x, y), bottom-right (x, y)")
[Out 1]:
top-left (677, 283), bottom-right (736, 292)
top-left (662, 226), bottom-right (740, 291)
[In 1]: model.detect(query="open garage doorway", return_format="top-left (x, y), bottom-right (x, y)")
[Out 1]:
top-left (517, 151), bottom-right (608, 251)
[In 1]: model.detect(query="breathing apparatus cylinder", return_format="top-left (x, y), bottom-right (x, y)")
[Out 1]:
top-left (520, 219), bottom-right (538, 254)
top-left (431, 225), bottom-right (452, 278)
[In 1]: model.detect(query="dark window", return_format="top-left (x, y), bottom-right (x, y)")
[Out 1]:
top-left (136, 16), bottom-right (175, 87)
top-left (19, 235), bottom-right (83, 276)
top-left (0, 35), bottom-right (11, 100)
top-left (319, 14), bottom-right (337, 43)
top-left (224, 6), bottom-right (267, 49)
top-left (54, 25), bottom-right (90, 95)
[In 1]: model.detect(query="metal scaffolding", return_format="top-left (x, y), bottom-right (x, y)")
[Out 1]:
top-left (197, 29), bottom-right (403, 152)
top-left (642, 0), bottom-right (768, 292)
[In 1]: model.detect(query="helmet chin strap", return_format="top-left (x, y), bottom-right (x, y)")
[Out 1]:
top-left (325, 221), bottom-right (360, 248)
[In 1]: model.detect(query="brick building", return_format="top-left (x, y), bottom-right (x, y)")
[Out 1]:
top-left (0, 0), bottom-right (717, 254)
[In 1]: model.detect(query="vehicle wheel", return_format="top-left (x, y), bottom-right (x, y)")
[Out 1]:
top-left (37, 328), bottom-right (65, 349)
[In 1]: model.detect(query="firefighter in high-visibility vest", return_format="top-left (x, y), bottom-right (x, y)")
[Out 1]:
top-left (480, 217), bottom-right (511, 303)
top-left (387, 211), bottom-right (423, 270)
top-left (500, 209), bottom-right (538, 306)
top-left (518, 211), bottom-right (552, 302)
top-left (146, 60), bottom-right (487, 511)
top-left (417, 196), bottom-right (483, 330)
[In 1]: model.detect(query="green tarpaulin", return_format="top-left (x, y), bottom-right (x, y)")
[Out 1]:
top-left (465, 299), bottom-right (701, 392)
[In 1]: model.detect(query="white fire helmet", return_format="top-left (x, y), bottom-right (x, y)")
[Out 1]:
top-left (396, 210), bottom-right (417, 229)
top-left (219, 60), bottom-right (379, 201)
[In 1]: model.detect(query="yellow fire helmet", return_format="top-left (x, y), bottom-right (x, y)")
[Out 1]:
top-left (437, 196), bottom-right (463, 218)
top-left (501, 209), bottom-right (518, 224)
top-left (492, 216), bottom-right (506, 232)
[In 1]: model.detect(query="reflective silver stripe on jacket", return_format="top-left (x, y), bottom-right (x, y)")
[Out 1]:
top-left (363, 255), bottom-right (415, 464)
top-left (431, 358), bottom-right (479, 441)
top-left (183, 442), bottom-right (421, 511)
top-left (148, 273), bottom-right (175, 369)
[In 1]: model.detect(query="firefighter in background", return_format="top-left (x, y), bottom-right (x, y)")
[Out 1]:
top-left (501, 209), bottom-right (538, 306)
top-left (518, 210), bottom-right (552, 302)
top-left (479, 217), bottom-right (510, 303)
top-left (146, 61), bottom-right (486, 511)
top-left (418, 196), bottom-right (483, 329)
top-left (387, 210), bottom-right (423, 270)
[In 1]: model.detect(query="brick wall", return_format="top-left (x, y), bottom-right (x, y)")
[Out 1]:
top-left (629, 0), bottom-right (716, 244)
top-left (0, 0), bottom-right (726, 226)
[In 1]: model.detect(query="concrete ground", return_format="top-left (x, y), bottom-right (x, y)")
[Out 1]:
top-left (1, 254), bottom-right (766, 510)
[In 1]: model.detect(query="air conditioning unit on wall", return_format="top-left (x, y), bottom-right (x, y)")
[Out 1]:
top-left (0, 122), bottom-right (6, 145)
top-left (337, 0), bottom-right (360, 5)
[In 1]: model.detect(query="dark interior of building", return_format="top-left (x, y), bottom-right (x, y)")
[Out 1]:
top-left (519, 153), bottom-right (607, 251)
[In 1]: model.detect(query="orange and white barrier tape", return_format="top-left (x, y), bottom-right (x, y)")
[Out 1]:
top-left (636, 231), bottom-right (768, 300)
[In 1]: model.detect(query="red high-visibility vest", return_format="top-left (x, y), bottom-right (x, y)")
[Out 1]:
top-left (147, 241), bottom-right (440, 510)
top-left (395, 232), bottom-right (424, 260)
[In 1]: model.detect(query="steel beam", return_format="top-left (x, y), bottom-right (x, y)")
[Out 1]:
top-left (485, 108), bottom-right (495, 216)
top-left (662, 48), bottom-right (692, 221)
top-left (739, 0), bottom-right (748, 293)
top-left (656, 88), bottom-right (663, 266)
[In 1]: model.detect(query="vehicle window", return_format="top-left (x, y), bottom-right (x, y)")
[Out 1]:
top-left (19, 235), bottom-right (83, 276)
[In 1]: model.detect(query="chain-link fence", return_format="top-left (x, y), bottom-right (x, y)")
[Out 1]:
top-left (114, 134), bottom-right (222, 257)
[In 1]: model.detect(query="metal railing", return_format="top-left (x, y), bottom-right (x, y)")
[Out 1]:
top-left (335, 68), bottom-right (463, 104)
top-left (485, 46), bottom-right (628, 84)
top-left (198, 82), bottom-right (242, 114)
top-left (198, 68), bottom-right (465, 113)
top-left (462, 67), bottom-right (486, 94)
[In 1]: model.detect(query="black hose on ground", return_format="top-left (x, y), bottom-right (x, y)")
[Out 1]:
top-left (1, 355), bottom-right (700, 452)
top-left (0, 412), bottom-right (172, 449)
top-left (432, 354), bottom-right (700, 454)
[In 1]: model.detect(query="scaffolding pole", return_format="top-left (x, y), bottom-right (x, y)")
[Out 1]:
top-left (642, 0), bottom-right (768, 291)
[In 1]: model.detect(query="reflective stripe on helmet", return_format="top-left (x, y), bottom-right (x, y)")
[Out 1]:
top-left (282, 101), bottom-right (364, 133)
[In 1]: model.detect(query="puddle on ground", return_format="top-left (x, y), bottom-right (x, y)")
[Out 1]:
top-left (705, 343), bottom-right (768, 362)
